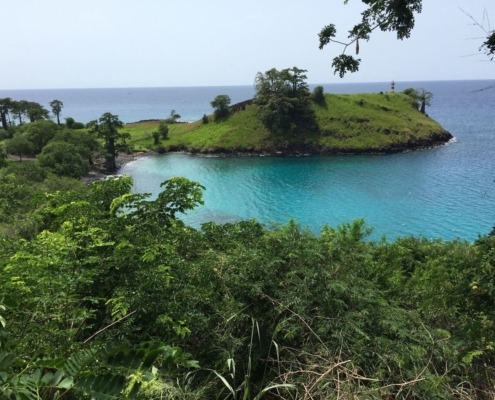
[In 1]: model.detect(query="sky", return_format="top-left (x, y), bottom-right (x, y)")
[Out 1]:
top-left (1, 0), bottom-right (493, 89)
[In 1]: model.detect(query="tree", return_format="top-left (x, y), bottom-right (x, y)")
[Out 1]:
top-left (417, 88), bottom-right (433, 114)
top-left (312, 85), bottom-right (326, 106)
top-left (25, 101), bottom-right (49, 122)
top-left (319, 1), bottom-right (493, 77)
top-left (482, 32), bottom-right (495, 59)
top-left (165, 109), bottom-right (181, 124)
top-left (49, 99), bottom-right (64, 125)
top-left (87, 112), bottom-right (124, 171)
top-left (210, 94), bottom-right (231, 120)
top-left (0, 98), bottom-right (12, 130)
top-left (50, 128), bottom-right (100, 165)
top-left (254, 67), bottom-right (317, 134)
top-left (21, 119), bottom-right (59, 154)
top-left (0, 146), bottom-right (7, 168)
top-left (9, 100), bottom-right (29, 125)
top-left (38, 141), bottom-right (90, 178)
top-left (463, 8), bottom-right (495, 61)
top-left (319, 0), bottom-right (422, 77)
top-left (157, 122), bottom-right (169, 139)
top-left (65, 116), bottom-right (85, 129)
top-left (5, 134), bottom-right (34, 160)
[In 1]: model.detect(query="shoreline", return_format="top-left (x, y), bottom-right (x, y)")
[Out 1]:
top-left (82, 150), bottom-right (153, 183)
top-left (83, 130), bottom-right (453, 182)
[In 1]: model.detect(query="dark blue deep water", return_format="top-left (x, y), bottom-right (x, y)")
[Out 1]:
top-left (3, 80), bottom-right (494, 240)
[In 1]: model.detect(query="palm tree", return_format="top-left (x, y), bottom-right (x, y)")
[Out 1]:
top-left (418, 89), bottom-right (433, 115)
top-left (50, 99), bottom-right (64, 125)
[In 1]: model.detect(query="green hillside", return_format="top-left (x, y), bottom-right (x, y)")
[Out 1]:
top-left (143, 92), bottom-right (452, 154)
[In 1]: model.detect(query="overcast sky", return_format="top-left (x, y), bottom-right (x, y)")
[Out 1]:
top-left (2, 0), bottom-right (493, 89)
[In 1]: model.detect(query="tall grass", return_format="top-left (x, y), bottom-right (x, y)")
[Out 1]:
top-left (123, 92), bottom-right (449, 154)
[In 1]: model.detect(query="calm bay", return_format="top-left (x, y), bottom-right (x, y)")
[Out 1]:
top-left (3, 80), bottom-right (494, 240)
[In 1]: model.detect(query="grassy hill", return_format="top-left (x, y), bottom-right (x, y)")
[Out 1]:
top-left (125, 92), bottom-right (452, 155)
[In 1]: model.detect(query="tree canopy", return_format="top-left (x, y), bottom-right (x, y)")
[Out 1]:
top-left (87, 112), bottom-right (125, 171)
top-left (49, 99), bottom-right (64, 125)
top-left (0, 170), bottom-right (494, 398)
top-left (254, 67), bottom-right (317, 134)
top-left (210, 94), bottom-right (231, 120)
top-left (319, 0), bottom-right (493, 77)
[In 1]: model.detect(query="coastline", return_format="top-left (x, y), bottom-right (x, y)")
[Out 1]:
top-left (7, 133), bottom-right (453, 185)
top-left (160, 129), bottom-right (453, 157)
top-left (82, 129), bottom-right (453, 183)
top-left (82, 150), bottom-right (153, 183)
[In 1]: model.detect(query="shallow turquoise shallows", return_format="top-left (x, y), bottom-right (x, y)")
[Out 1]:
top-left (121, 146), bottom-right (494, 241)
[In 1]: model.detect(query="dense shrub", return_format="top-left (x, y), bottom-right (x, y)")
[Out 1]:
top-left (0, 175), bottom-right (493, 399)
top-left (312, 85), bottom-right (326, 105)
top-left (38, 141), bottom-right (90, 178)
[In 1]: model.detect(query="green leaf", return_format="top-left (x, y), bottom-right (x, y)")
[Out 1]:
top-left (58, 376), bottom-right (74, 390)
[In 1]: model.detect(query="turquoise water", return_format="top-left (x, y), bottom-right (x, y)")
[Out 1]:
top-left (118, 80), bottom-right (495, 241)
top-left (4, 80), bottom-right (493, 240)
top-left (121, 149), bottom-right (495, 241)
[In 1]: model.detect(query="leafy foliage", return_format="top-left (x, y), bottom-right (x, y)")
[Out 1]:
top-left (319, 0), bottom-right (423, 77)
top-left (157, 122), bottom-right (169, 140)
top-left (312, 85), bottom-right (326, 106)
top-left (164, 110), bottom-right (181, 124)
top-left (38, 141), bottom-right (90, 178)
top-left (87, 112), bottom-right (125, 171)
top-left (482, 31), bottom-right (495, 59)
top-left (5, 134), bottom-right (34, 160)
top-left (254, 67), bottom-right (317, 134)
top-left (49, 100), bottom-right (64, 125)
top-left (210, 94), bottom-right (231, 120)
top-left (0, 167), bottom-right (494, 398)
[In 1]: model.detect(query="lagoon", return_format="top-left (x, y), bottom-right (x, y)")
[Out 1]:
top-left (4, 80), bottom-right (493, 240)
top-left (118, 80), bottom-right (495, 241)
top-left (120, 146), bottom-right (494, 241)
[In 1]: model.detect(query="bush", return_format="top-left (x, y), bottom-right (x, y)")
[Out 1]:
top-left (403, 88), bottom-right (420, 109)
top-left (312, 85), bottom-right (326, 105)
top-left (0, 151), bottom-right (7, 168)
top-left (38, 141), bottom-right (90, 178)
top-left (65, 117), bottom-right (76, 129)
top-left (152, 131), bottom-right (161, 145)
top-left (210, 95), bottom-right (231, 120)
top-left (5, 134), bottom-right (34, 160)
top-left (157, 122), bottom-right (169, 140)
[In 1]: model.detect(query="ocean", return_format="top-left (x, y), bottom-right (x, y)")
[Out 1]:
top-left (2, 80), bottom-right (494, 240)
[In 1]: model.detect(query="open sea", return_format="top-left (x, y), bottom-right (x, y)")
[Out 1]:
top-left (2, 80), bottom-right (494, 241)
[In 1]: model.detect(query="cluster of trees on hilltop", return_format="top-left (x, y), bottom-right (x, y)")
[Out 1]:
top-left (209, 67), bottom-right (328, 135)
top-left (0, 170), bottom-right (494, 399)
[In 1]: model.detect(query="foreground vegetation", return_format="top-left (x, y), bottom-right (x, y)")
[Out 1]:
top-left (0, 160), bottom-right (494, 399)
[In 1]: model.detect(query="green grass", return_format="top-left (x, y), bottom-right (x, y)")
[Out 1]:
top-left (124, 92), bottom-right (450, 154)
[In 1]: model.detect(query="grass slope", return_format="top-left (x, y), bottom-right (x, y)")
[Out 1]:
top-left (125, 92), bottom-right (452, 154)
